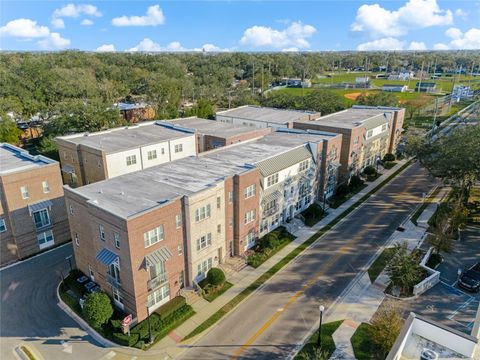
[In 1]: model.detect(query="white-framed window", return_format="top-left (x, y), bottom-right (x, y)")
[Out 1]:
top-left (217, 224), bottom-right (221, 234)
top-left (114, 232), bottom-right (120, 249)
top-left (295, 201), bottom-right (302, 211)
top-left (144, 225), bottom-right (164, 247)
top-left (74, 232), bottom-right (79, 246)
top-left (147, 284), bottom-right (170, 308)
top-left (264, 199), bottom-right (277, 212)
top-left (42, 181), bottom-right (50, 193)
top-left (244, 209), bottom-right (256, 224)
top-left (99, 225), bottom-right (105, 241)
top-left (161, 148), bottom-right (165, 155)
top-left (245, 231), bottom-right (255, 248)
top-left (174, 144), bottom-right (183, 153)
top-left (266, 173), bottom-right (279, 187)
top-left (69, 204), bottom-right (74, 215)
top-left (112, 287), bottom-right (123, 306)
top-left (33, 209), bottom-right (50, 229)
top-left (196, 233), bottom-right (212, 251)
top-left (228, 191), bottom-right (233, 203)
top-left (304, 194), bottom-right (312, 206)
top-left (366, 130), bottom-right (373, 138)
top-left (330, 147), bottom-right (337, 159)
top-left (177, 244), bottom-right (183, 255)
top-left (299, 183), bottom-right (308, 196)
top-left (126, 155), bottom-right (137, 166)
top-left (20, 186), bottom-right (29, 199)
top-left (147, 150), bottom-right (157, 160)
top-left (244, 184), bottom-right (256, 199)
top-left (37, 230), bottom-right (54, 249)
top-left (0, 218), bottom-right (6, 233)
top-left (149, 261), bottom-right (166, 282)
top-left (175, 214), bottom-right (182, 228)
top-left (195, 204), bottom-right (211, 222)
top-left (197, 258), bottom-right (213, 276)
top-left (217, 196), bottom-right (221, 209)
top-left (260, 219), bottom-right (268, 232)
top-left (272, 214), bottom-right (279, 226)
top-left (299, 160), bottom-right (309, 172)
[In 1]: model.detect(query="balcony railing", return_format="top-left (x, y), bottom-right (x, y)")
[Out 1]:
top-left (263, 204), bottom-right (279, 217)
top-left (147, 273), bottom-right (168, 291)
top-left (107, 274), bottom-right (121, 288)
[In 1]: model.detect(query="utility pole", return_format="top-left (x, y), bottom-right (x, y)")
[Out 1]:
top-left (252, 62), bottom-right (255, 96)
top-left (228, 90), bottom-right (233, 109)
top-left (261, 65), bottom-right (264, 97)
top-left (417, 61), bottom-right (425, 93)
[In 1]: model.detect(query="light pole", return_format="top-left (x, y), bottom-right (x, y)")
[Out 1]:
top-left (146, 303), bottom-right (154, 344)
top-left (317, 305), bottom-right (325, 349)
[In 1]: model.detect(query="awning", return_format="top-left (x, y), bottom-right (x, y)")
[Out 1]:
top-left (96, 248), bottom-right (119, 266)
top-left (28, 200), bottom-right (53, 215)
top-left (145, 247), bottom-right (173, 266)
top-left (61, 165), bottom-right (75, 174)
top-left (262, 191), bottom-right (282, 204)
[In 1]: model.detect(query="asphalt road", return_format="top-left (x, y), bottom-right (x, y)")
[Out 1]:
top-left (179, 162), bottom-right (433, 360)
top-left (0, 243), bottom-right (111, 360)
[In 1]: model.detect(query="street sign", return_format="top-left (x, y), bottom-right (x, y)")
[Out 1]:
top-left (122, 314), bottom-right (132, 326)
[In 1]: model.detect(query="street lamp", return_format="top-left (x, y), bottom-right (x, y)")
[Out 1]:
top-left (146, 303), bottom-right (154, 344)
top-left (317, 305), bottom-right (325, 349)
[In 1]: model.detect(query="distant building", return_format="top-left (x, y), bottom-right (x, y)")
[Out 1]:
top-left (383, 84), bottom-right (409, 92)
top-left (355, 77), bottom-right (370, 85)
top-left (0, 143), bottom-right (70, 266)
top-left (115, 102), bottom-right (155, 123)
top-left (452, 85), bottom-right (474, 101)
top-left (415, 82), bottom-right (437, 93)
top-left (388, 72), bottom-right (414, 81)
top-left (216, 106), bottom-right (321, 130)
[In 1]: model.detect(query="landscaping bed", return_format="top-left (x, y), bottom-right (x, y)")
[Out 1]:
top-left (351, 323), bottom-right (375, 360)
top-left (367, 247), bottom-right (396, 283)
top-left (199, 278), bottom-right (233, 302)
top-left (426, 252), bottom-right (442, 269)
top-left (246, 226), bottom-right (296, 268)
top-left (301, 203), bottom-right (326, 227)
top-left (329, 183), bottom-right (367, 209)
top-left (382, 161), bottom-right (397, 169)
top-left (295, 320), bottom-right (343, 359)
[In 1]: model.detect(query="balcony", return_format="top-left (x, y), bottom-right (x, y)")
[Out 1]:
top-left (263, 204), bottom-right (279, 217)
top-left (147, 273), bottom-right (168, 291)
top-left (107, 274), bottom-right (121, 288)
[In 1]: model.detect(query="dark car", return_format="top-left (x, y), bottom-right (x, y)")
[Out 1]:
top-left (458, 263), bottom-right (480, 293)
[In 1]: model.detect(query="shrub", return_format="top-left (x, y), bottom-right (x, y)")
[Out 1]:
top-left (263, 233), bottom-right (280, 249)
top-left (363, 165), bottom-right (377, 176)
top-left (155, 296), bottom-right (186, 320)
top-left (348, 175), bottom-right (364, 190)
top-left (110, 319), bottom-right (122, 329)
top-left (134, 340), bottom-right (145, 349)
top-left (82, 292), bottom-right (114, 328)
top-left (369, 304), bottom-right (403, 358)
top-left (207, 268), bottom-right (226, 286)
top-left (336, 183), bottom-right (349, 197)
top-left (112, 332), bottom-right (139, 347)
top-left (383, 153), bottom-right (395, 162)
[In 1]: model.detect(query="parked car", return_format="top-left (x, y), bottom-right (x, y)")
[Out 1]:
top-left (458, 263), bottom-right (480, 292)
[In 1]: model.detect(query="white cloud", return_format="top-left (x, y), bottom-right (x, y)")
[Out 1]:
top-left (449, 28), bottom-right (480, 49)
top-left (433, 43), bottom-right (450, 50)
top-left (351, 0), bottom-right (453, 37)
top-left (37, 32), bottom-right (70, 49)
top-left (96, 44), bottom-right (115, 52)
top-left (112, 5), bottom-right (165, 27)
top-left (194, 43), bottom-right (229, 52)
top-left (127, 38), bottom-right (229, 52)
top-left (240, 21), bottom-right (316, 49)
top-left (445, 27), bottom-right (462, 39)
top-left (81, 19), bottom-right (94, 26)
top-left (454, 8), bottom-right (468, 19)
top-left (53, 4), bottom-right (101, 18)
top-left (51, 18), bottom-right (65, 29)
top-left (282, 47), bottom-right (299, 52)
top-left (0, 18), bottom-right (50, 38)
top-left (357, 37), bottom-right (405, 51)
top-left (127, 38), bottom-right (162, 51)
top-left (408, 41), bottom-right (426, 50)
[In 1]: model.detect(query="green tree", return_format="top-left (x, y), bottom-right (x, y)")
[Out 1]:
top-left (357, 91), bottom-right (398, 107)
top-left (385, 242), bottom-right (424, 295)
top-left (38, 136), bottom-right (59, 160)
top-left (368, 304), bottom-right (403, 358)
top-left (0, 116), bottom-right (22, 144)
top-left (206, 268), bottom-right (226, 286)
top-left (427, 214), bottom-right (454, 255)
top-left (82, 292), bottom-right (113, 328)
top-left (184, 99), bottom-right (215, 119)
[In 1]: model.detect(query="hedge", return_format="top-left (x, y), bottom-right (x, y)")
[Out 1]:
top-left (112, 332), bottom-right (139, 347)
top-left (155, 296), bottom-right (186, 320)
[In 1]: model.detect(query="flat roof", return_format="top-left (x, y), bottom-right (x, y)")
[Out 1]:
top-left (216, 105), bottom-right (319, 125)
top-left (163, 117), bottom-right (267, 138)
top-left (69, 131), bottom-right (335, 219)
top-left (56, 121), bottom-right (194, 153)
top-left (305, 106), bottom-right (399, 129)
top-left (0, 143), bottom-right (56, 175)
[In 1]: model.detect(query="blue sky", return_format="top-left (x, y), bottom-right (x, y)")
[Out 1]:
top-left (1, 1), bottom-right (479, 52)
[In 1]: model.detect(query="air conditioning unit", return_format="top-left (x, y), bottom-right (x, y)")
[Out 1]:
top-left (420, 349), bottom-right (438, 360)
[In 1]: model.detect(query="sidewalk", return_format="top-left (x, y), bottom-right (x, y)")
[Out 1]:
top-left (145, 160), bottom-right (413, 358)
top-left (325, 186), bottom-right (449, 360)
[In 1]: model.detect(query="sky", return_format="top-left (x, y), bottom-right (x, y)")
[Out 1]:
top-left (0, 0), bottom-right (479, 52)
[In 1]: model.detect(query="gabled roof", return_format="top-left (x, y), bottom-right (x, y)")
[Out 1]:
top-left (256, 146), bottom-right (312, 177)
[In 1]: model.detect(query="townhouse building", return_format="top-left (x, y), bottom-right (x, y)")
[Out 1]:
top-left (55, 121), bottom-right (196, 187)
top-left (64, 130), bottom-right (341, 322)
top-left (0, 143), bottom-right (70, 266)
top-left (216, 105), bottom-right (321, 129)
top-left (294, 105), bottom-right (405, 180)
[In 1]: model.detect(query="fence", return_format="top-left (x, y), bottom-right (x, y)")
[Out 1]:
top-left (413, 247), bottom-right (441, 296)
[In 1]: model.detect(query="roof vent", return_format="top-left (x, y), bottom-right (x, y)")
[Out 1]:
top-left (99, 189), bottom-right (103, 194)
top-left (120, 191), bottom-right (125, 195)
top-left (420, 349), bottom-right (438, 360)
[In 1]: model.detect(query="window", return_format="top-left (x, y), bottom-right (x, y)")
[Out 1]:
top-left (144, 225), bottom-right (164, 247)
top-left (147, 150), bottom-right (157, 160)
top-left (353, 136), bottom-right (359, 145)
top-left (20, 186), bottom-right (29, 199)
top-left (366, 130), bottom-right (373, 138)
top-left (69, 205), bottom-right (74, 215)
top-left (97, 160), bottom-right (101, 168)
top-left (295, 201), bottom-right (302, 211)
top-left (33, 209), bottom-right (50, 229)
top-left (330, 147), bottom-right (337, 159)
top-left (217, 224), bottom-right (221, 234)
top-left (245, 232), bottom-right (255, 248)
top-left (175, 214), bottom-right (182, 228)
top-left (260, 219), bottom-right (268, 232)
top-left (114, 232), bottom-right (120, 249)
top-left (264, 199), bottom-right (277, 212)
top-left (382, 124), bottom-right (387, 131)
top-left (299, 160), bottom-right (309, 172)
top-left (197, 258), bottom-right (213, 276)
top-left (74, 233), bottom-right (79, 246)
top-left (161, 148), bottom-right (165, 155)
top-left (244, 209), bottom-right (256, 224)
top-left (177, 244), bottom-right (183, 255)
top-left (63, 151), bottom-right (68, 160)
top-left (147, 284), bottom-right (170, 308)
top-left (149, 261), bottom-right (166, 282)
top-left (217, 196), bottom-right (221, 209)
top-left (42, 181), bottom-right (50, 193)
top-left (228, 191), bottom-right (233, 204)
top-left (299, 183), bottom-right (308, 196)
top-left (272, 214), bottom-right (279, 226)
top-left (89, 265), bottom-right (94, 278)
top-left (244, 184), bottom-right (256, 199)
top-left (195, 204), bottom-right (211, 222)
top-left (37, 230), bottom-right (54, 249)
top-left (266, 173), bottom-right (279, 187)
top-left (196, 233), bottom-right (212, 251)
top-left (0, 218), bottom-right (6, 233)
top-left (174, 144), bottom-right (183, 153)
top-left (126, 155), bottom-right (137, 166)
top-left (109, 262), bottom-right (121, 284)
top-left (99, 225), bottom-right (105, 241)
top-left (112, 287), bottom-right (123, 305)
top-left (304, 194), bottom-right (312, 206)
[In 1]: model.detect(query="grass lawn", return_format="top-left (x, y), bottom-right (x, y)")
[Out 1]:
top-left (295, 320), bottom-right (343, 359)
top-left (246, 226), bottom-right (296, 268)
top-left (368, 247), bottom-right (397, 283)
top-left (351, 323), bottom-right (376, 360)
top-left (301, 203), bottom-right (326, 227)
top-left (329, 183), bottom-right (368, 209)
top-left (200, 281), bottom-right (234, 302)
